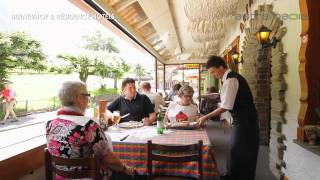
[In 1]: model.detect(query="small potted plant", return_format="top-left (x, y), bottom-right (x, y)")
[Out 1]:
top-left (315, 106), bottom-right (320, 119)
top-left (315, 106), bottom-right (320, 143)
top-left (316, 125), bottom-right (320, 143)
top-left (305, 125), bottom-right (318, 145)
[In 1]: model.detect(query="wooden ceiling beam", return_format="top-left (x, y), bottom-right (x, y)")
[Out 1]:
top-left (133, 18), bottom-right (150, 29)
top-left (114, 0), bottom-right (137, 12)
top-left (94, 0), bottom-right (166, 63)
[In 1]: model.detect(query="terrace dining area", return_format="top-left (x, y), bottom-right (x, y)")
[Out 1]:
top-left (1, 0), bottom-right (320, 180)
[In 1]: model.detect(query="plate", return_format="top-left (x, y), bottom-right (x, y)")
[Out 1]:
top-left (118, 121), bottom-right (143, 129)
top-left (166, 121), bottom-right (199, 130)
top-left (205, 93), bottom-right (220, 97)
top-left (208, 93), bottom-right (220, 95)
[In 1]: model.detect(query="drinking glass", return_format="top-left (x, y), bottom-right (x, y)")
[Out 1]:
top-left (113, 111), bottom-right (120, 128)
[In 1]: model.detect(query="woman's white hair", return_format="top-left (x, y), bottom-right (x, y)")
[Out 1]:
top-left (178, 85), bottom-right (194, 97)
top-left (58, 81), bottom-right (87, 106)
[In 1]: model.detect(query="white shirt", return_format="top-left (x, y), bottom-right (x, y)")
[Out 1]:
top-left (172, 95), bottom-right (180, 102)
top-left (141, 91), bottom-right (165, 113)
top-left (167, 101), bottom-right (199, 122)
top-left (220, 69), bottom-right (239, 110)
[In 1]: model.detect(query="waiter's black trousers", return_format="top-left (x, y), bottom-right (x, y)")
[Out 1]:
top-left (227, 112), bottom-right (260, 180)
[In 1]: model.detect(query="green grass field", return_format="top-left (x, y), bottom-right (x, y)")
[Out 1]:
top-left (5, 73), bottom-right (121, 113)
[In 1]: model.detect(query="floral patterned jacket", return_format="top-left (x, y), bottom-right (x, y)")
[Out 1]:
top-left (46, 109), bottom-right (111, 179)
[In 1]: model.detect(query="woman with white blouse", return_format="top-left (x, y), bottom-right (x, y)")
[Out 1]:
top-left (165, 85), bottom-right (199, 123)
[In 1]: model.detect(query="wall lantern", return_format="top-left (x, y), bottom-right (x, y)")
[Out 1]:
top-left (256, 26), bottom-right (278, 48)
top-left (232, 51), bottom-right (243, 64)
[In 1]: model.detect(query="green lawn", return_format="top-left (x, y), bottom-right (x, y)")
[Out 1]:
top-left (4, 73), bottom-right (121, 113)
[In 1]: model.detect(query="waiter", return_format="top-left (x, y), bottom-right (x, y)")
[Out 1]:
top-left (198, 56), bottom-right (259, 180)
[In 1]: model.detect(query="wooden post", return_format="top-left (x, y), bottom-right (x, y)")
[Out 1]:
top-left (1, 102), bottom-right (5, 118)
top-left (155, 59), bottom-right (158, 92)
top-left (25, 100), bottom-right (28, 113)
top-left (53, 97), bottom-right (56, 109)
top-left (163, 65), bottom-right (166, 91)
top-left (182, 64), bottom-right (185, 84)
top-left (297, 0), bottom-right (320, 142)
top-left (198, 65), bottom-right (201, 105)
top-left (98, 100), bottom-right (107, 119)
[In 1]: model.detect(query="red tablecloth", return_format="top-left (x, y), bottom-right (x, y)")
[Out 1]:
top-left (110, 128), bottom-right (219, 179)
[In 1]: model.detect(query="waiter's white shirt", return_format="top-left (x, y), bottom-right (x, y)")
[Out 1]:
top-left (220, 69), bottom-right (239, 111)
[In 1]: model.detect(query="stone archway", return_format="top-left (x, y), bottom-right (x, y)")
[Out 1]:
top-left (241, 4), bottom-right (287, 179)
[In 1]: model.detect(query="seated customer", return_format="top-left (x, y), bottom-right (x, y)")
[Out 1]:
top-left (106, 78), bottom-right (156, 125)
top-left (46, 81), bottom-right (138, 179)
top-left (140, 81), bottom-right (165, 113)
top-left (165, 85), bottom-right (199, 123)
top-left (200, 87), bottom-right (220, 112)
top-left (166, 83), bottom-right (182, 101)
top-left (200, 86), bottom-right (220, 121)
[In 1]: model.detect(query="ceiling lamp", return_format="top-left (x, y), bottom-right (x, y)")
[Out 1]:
top-left (184, 0), bottom-right (239, 54)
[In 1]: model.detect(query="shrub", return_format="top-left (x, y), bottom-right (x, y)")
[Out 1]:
top-left (93, 87), bottom-right (119, 97)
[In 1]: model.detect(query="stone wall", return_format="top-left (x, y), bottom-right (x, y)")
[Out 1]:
top-left (270, 41), bottom-right (288, 179)
top-left (241, 4), bottom-right (288, 179)
top-left (256, 48), bottom-right (272, 145)
top-left (219, 0), bottom-right (320, 179)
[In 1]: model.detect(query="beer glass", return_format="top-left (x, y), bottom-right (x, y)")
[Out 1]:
top-left (113, 111), bottom-right (120, 128)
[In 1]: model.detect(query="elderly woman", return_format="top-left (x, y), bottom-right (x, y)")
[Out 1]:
top-left (165, 85), bottom-right (199, 123)
top-left (46, 81), bottom-right (140, 180)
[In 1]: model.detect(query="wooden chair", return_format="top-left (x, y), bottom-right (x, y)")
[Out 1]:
top-left (147, 140), bottom-right (203, 180)
top-left (44, 148), bottom-right (102, 180)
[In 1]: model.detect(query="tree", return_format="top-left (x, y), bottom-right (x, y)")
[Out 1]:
top-left (83, 31), bottom-right (120, 53)
top-left (132, 64), bottom-right (148, 85)
top-left (55, 31), bottom-right (130, 87)
top-left (0, 31), bottom-right (47, 88)
top-left (97, 57), bottom-right (130, 89)
top-left (83, 31), bottom-right (129, 89)
top-left (56, 54), bottom-right (103, 83)
top-left (0, 63), bottom-right (7, 89)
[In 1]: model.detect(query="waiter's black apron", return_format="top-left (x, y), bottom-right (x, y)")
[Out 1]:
top-left (225, 71), bottom-right (260, 180)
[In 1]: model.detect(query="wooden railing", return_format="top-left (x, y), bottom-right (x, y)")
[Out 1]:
top-left (0, 144), bottom-right (46, 179)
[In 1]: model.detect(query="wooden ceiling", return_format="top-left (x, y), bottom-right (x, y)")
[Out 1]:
top-left (90, 0), bottom-right (244, 64)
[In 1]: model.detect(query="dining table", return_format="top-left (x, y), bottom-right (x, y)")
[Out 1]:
top-left (105, 124), bottom-right (220, 180)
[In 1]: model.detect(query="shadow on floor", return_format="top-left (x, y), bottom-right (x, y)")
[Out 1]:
top-left (206, 121), bottom-right (277, 180)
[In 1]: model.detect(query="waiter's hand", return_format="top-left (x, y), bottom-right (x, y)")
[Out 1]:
top-left (198, 116), bottom-right (208, 128)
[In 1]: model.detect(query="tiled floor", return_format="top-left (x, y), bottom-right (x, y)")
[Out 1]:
top-left (206, 120), bottom-right (277, 180)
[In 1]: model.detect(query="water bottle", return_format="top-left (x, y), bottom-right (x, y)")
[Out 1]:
top-left (157, 113), bottom-right (164, 134)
